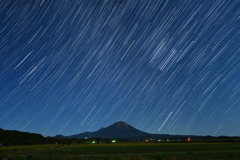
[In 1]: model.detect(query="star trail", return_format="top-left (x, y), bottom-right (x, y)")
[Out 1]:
top-left (0, 0), bottom-right (240, 137)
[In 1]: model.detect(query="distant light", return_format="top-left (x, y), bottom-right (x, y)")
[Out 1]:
top-left (91, 140), bottom-right (96, 144)
top-left (187, 137), bottom-right (191, 142)
top-left (112, 139), bottom-right (116, 143)
top-left (145, 139), bottom-right (149, 142)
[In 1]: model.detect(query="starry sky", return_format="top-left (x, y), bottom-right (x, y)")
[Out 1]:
top-left (0, 0), bottom-right (240, 137)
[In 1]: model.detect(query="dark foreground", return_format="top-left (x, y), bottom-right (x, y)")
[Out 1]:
top-left (1, 142), bottom-right (240, 160)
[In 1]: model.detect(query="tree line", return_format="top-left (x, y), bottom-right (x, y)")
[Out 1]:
top-left (0, 128), bottom-right (82, 146)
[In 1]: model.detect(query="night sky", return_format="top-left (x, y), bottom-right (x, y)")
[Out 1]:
top-left (0, 0), bottom-right (240, 137)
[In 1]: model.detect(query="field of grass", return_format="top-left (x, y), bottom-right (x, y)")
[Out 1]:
top-left (1, 142), bottom-right (240, 160)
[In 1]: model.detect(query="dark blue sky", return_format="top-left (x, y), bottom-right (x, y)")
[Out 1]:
top-left (0, 0), bottom-right (240, 137)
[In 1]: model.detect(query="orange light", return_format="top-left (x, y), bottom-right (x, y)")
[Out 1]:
top-left (187, 138), bottom-right (191, 141)
top-left (145, 139), bottom-right (149, 142)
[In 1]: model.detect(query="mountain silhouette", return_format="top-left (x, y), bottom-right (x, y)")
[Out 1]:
top-left (56, 121), bottom-right (239, 140)
top-left (69, 121), bottom-right (153, 139)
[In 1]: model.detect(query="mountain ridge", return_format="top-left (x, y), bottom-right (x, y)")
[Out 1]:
top-left (69, 121), bottom-right (152, 139)
top-left (57, 121), bottom-right (235, 140)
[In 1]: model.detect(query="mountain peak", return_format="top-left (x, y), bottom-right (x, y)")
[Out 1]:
top-left (112, 121), bottom-right (130, 128)
top-left (70, 121), bottom-right (151, 139)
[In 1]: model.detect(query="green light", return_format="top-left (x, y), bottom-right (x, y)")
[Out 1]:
top-left (111, 139), bottom-right (116, 143)
top-left (91, 140), bottom-right (96, 144)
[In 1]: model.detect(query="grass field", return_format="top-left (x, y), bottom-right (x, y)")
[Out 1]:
top-left (1, 142), bottom-right (240, 160)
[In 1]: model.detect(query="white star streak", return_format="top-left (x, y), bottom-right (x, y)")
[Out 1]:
top-left (160, 49), bottom-right (176, 71)
top-left (158, 111), bottom-right (173, 131)
top-left (81, 105), bottom-right (97, 126)
top-left (121, 40), bottom-right (135, 60)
